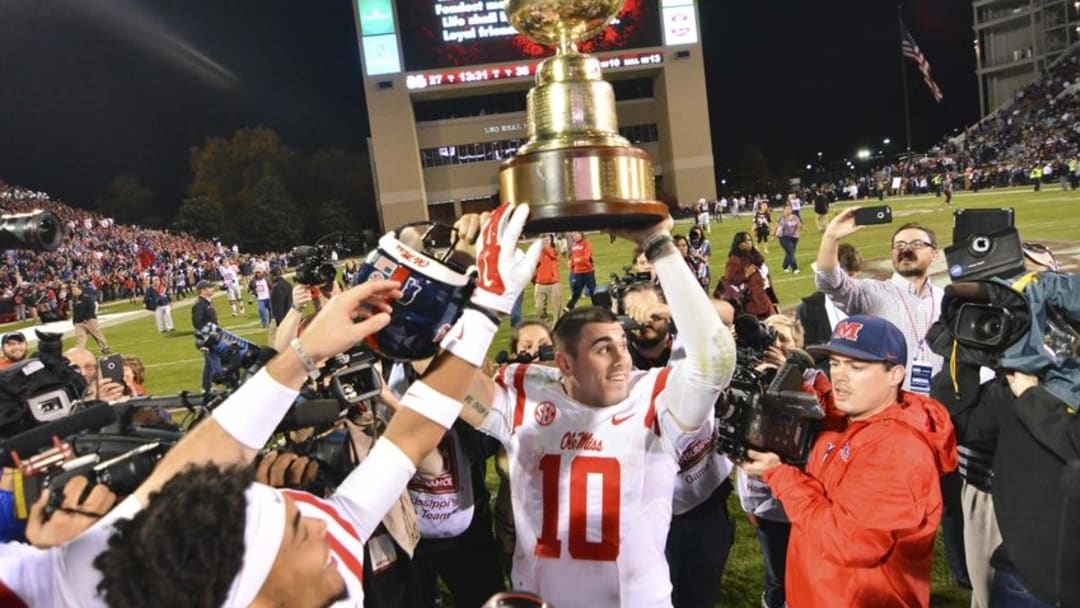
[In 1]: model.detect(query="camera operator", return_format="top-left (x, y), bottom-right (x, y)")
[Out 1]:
top-left (619, 281), bottom-right (677, 370)
top-left (191, 280), bottom-right (221, 396)
top-left (267, 267), bottom-right (293, 347)
top-left (735, 313), bottom-right (831, 608)
top-left (930, 244), bottom-right (1080, 607)
top-left (740, 315), bottom-right (957, 608)
top-left (0, 332), bottom-right (28, 368)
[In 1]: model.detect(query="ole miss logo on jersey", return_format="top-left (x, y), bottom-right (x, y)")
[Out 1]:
top-left (535, 401), bottom-right (557, 426)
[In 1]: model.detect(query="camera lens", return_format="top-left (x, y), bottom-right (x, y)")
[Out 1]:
top-left (973, 312), bottom-right (1003, 341)
top-left (969, 235), bottom-right (992, 256)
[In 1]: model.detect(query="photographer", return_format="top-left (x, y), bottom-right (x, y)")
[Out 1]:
top-left (620, 281), bottom-right (676, 369)
top-left (930, 246), bottom-right (1080, 607)
top-left (63, 347), bottom-right (126, 403)
top-left (741, 315), bottom-right (957, 608)
top-left (191, 280), bottom-right (221, 395)
top-left (267, 267), bottom-right (293, 347)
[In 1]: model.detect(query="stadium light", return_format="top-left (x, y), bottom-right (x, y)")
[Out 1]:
top-left (883, 138), bottom-right (891, 145)
top-left (806, 164), bottom-right (812, 170)
top-left (856, 148), bottom-right (872, 160)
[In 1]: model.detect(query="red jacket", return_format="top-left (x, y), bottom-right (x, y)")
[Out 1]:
top-left (568, 238), bottom-right (594, 274)
top-left (763, 391), bottom-right (957, 608)
top-left (535, 244), bottom-right (559, 285)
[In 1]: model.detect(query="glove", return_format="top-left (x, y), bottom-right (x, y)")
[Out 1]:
top-left (470, 203), bottom-right (543, 314)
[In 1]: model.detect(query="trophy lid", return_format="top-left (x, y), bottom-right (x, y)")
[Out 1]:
top-left (508, 0), bottom-right (626, 51)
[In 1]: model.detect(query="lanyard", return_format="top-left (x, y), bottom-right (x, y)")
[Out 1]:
top-left (893, 282), bottom-right (935, 356)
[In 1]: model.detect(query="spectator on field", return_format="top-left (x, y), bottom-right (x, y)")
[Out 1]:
top-left (533, 234), bottom-right (562, 327)
top-left (716, 232), bottom-right (776, 319)
top-left (70, 283), bottom-right (109, 354)
top-left (143, 276), bottom-right (174, 334)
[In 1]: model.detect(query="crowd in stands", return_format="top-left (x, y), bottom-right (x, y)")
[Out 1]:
top-left (0, 181), bottom-right (287, 324)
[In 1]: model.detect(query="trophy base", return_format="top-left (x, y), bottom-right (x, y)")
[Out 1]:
top-left (522, 201), bottom-right (669, 235)
top-left (499, 145), bottom-right (666, 236)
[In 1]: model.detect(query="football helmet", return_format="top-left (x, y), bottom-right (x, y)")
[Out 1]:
top-left (354, 223), bottom-right (474, 361)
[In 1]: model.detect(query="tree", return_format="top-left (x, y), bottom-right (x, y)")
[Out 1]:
top-left (299, 148), bottom-right (377, 241)
top-left (186, 126), bottom-right (299, 245)
top-left (175, 195), bottom-right (225, 239)
top-left (96, 176), bottom-right (157, 224)
top-left (247, 174), bottom-right (301, 253)
top-left (736, 141), bottom-right (775, 193)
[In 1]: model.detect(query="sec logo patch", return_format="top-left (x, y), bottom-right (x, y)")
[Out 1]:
top-left (535, 401), bottom-right (556, 426)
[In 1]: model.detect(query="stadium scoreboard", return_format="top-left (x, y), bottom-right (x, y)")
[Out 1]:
top-left (355, 0), bottom-right (700, 88)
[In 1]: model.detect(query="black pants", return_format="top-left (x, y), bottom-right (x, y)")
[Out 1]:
top-left (412, 522), bottom-right (505, 608)
top-left (665, 481), bottom-right (735, 608)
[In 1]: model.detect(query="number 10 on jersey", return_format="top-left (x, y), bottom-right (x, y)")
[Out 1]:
top-left (536, 454), bottom-right (621, 561)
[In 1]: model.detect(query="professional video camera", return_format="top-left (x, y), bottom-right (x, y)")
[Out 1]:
top-left (291, 231), bottom-right (359, 286)
top-left (0, 210), bottom-right (64, 252)
top-left (732, 314), bottom-right (778, 366)
top-left (495, 344), bottom-right (555, 366)
top-left (714, 349), bottom-right (823, 464)
top-left (195, 323), bottom-right (276, 389)
top-left (945, 208), bottom-right (1025, 282)
top-left (0, 330), bottom-right (88, 438)
top-left (591, 265), bottom-right (654, 314)
top-left (0, 396), bottom-right (186, 525)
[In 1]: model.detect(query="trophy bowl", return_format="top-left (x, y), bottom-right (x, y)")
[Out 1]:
top-left (508, 0), bottom-right (627, 50)
top-left (501, 0), bottom-right (668, 234)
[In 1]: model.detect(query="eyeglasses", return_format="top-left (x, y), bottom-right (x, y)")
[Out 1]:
top-left (891, 240), bottom-right (935, 251)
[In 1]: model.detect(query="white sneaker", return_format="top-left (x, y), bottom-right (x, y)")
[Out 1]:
top-left (793, 269), bottom-right (800, 274)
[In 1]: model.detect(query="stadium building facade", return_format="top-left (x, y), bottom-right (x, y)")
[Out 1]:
top-left (973, 0), bottom-right (1080, 115)
top-left (351, 0), bottom-right (714, 231)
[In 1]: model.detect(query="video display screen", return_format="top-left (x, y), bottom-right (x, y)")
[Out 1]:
top-left (395, 0), bottom-right (664, 72)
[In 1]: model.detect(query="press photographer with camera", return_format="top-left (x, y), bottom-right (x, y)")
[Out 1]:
top-left (928, 242), bottom-right (1080, 607)
top-left (191, 280), bottom-right (221, 396)
top-left (740, 315), bottom-right (957, 608)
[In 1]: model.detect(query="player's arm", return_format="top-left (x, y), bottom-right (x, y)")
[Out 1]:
top-left (130, 280), bottom-right (403, 506)
top-left (330, 204), bottom-right (538, 536)
top-left (614, 218), bottom-right (736, 430)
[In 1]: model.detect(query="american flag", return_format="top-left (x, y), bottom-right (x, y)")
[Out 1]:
top-left (901, 23), bottom-right (943, 103)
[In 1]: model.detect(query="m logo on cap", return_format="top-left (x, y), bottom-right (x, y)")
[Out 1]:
top-left (833, 321), bottom-right (864, 342)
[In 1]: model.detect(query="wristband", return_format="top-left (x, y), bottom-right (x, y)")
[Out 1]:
top-left (400, 380), bottom-right (464, 430)
top-left (439, 307), bottom-right (498, 367)
top-left (213, 369), bottom-right (301, 450)
top-left (643, 233), bottom-right (675, 262)
top-left (289, 338), bottom-right (320, 381)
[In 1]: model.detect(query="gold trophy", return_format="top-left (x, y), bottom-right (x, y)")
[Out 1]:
top-left (501, 0), bottom-right (667, 234)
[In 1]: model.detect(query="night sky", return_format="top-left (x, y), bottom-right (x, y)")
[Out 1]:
top-left (0, 0), bottom-right (978, 214)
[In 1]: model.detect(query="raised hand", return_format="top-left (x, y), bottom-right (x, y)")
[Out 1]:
top-left (298, 279), bottom-right (402, 361)
top-left (470, 203), bottom-right (543, 314)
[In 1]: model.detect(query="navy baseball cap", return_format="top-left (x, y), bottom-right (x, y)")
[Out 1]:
top-left (807, 315), bottom-right (907, 365)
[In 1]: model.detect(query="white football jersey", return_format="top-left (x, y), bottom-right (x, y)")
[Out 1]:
top-left (481, 364), bottom-right (712, 608)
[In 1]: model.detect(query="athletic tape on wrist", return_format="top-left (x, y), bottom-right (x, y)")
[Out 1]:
top-left (213, 369), bottom-right (301, 450)
top-left (400, 380), bottom-right (464, 430)
top-left (439, 307), bottom-right (498, 367)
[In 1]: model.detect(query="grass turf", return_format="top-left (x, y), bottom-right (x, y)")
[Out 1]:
top-left (18, 186), bottom-right (1079, 606)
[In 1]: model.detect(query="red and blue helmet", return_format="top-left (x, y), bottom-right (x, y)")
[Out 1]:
top-left (354, 227), bottom-right (474, 361)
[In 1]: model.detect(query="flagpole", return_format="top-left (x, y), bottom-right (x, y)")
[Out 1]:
top-left (898, 3), bottom-right (913, 155)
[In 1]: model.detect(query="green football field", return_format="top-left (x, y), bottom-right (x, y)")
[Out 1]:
top-left (8, 186), bottom-right (1077, 605)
